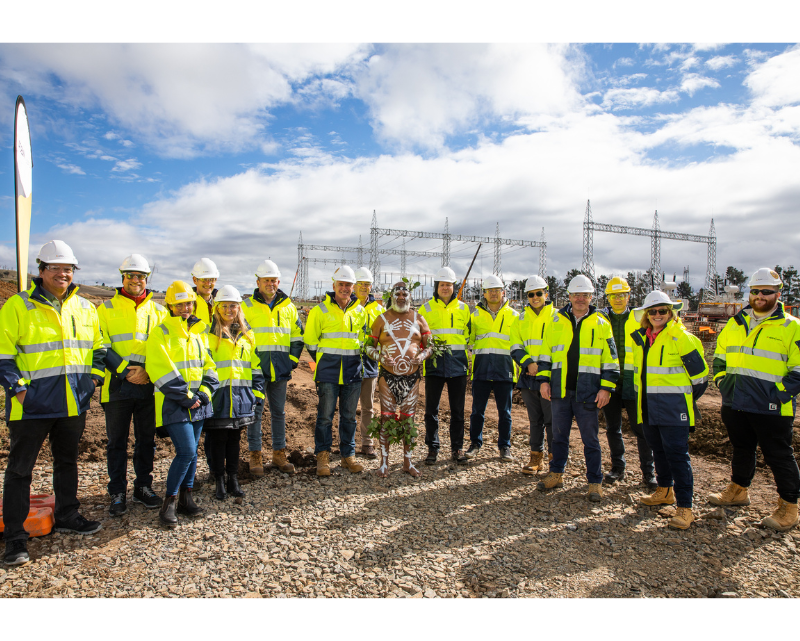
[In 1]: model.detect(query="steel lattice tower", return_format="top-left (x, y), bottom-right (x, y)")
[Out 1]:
top-left (401, 238), bottom-right (407, 276)
top-left (442, 218), bottom-right (451, 267)
top-left (493, 223), bottom-right (502, 278)
top-left (650, 210), bottom-right (661, 291)
top-left (581, 200), bottom-right (595, 284)
top-left (357, 235), bottom-right (364, 269)
top-left (369, 210), bottom-right (381, 285)
top-left (297, 232), bottom-right (309, 300)
top-left (539, 227), bottom-right (547, 277)
top-left (703, 219), bottom-right (718, 301)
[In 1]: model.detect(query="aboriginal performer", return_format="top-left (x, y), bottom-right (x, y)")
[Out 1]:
top-left (365, 282), bottom-right (433, 478)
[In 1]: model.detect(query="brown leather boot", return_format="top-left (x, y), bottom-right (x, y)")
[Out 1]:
top-left (762, 498), bottom-right (800, 532)
top-left (537, 472), bottom-right (563, 491)
top-left (159, 495), bottom-right (178, 527)
top-left (640, 486), bottom-right (676, 506)
top-left (272, 449), bottom-right (296, 474)
top-left (249, 451), bottom-right (264, 478)
top-left (669, 507), bottom-right (695, 530)
top-left (708, 481), bottom-right (750, 506)
top-left (176, 487), bottom-right (204, 517)
top-left (341, 455), bottom-right (365, 474)
top-left (522, 451), bottom-right (544, 475)
top-left (316, 451), bottom-right (331, 476)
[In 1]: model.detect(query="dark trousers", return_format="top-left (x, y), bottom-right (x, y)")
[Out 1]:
top-left (550, 396), bottom-right (602, 483)
top-left (2, 414), bottom-right (86, 543)
top-left (602, 392), bottom-right (655, 476)
top-left (469, 380), bottom-right (514, 450)
top-left (103, 397), bottom-right (157, 495)
top-left (721, 406), bottom-right (800, 503)
top-left (641, 421), bottom-right (694, 507)
top-left (204, 429), bottom-right (243, 476)
top-left (424, 375), bottom-right (467, 452)
top-left (519, 388), bottom-right (552, 453)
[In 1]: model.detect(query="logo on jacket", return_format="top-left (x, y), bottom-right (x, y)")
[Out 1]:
top-left (680, 413), bottom-right (687, 421)
top-left (769, 403), bottom-right (778, 411)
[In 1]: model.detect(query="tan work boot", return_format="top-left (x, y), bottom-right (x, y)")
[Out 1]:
top-left (708, 481), bottom-right (750, 506)
top-left (340, 456), bottom-right (364, 474)
top-left (316, 451), bottom-right (331, 477)
top-left (249, 451), bottom-right (264, 478)
top-left (522, 451), bottom-right (544, 475)
top-left (272, 449), bottom-right (296, 474)
top-left (536, 472), bottom-right (563, 491)
top-left (761, 498), bottom-right (800, 532)
top-left (640, 486), bottom-right (676, 506)
top-left (669, 507), bottom-right (695, 530)
top-left (587, 483), bottom-right (603, 502)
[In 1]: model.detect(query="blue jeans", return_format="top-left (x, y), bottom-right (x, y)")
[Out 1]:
top-left (469, 380), bottom-right (513, 450)
top-left (247, 379), bottom-right (288, 451)
top-left (314, 381), bottom-right (360, 457)
top-left (642, 421), bottom-right (694, 508)
top-left (550, 395), bottom-right (603, 483)
top-left (165, 420), bottom-right (204, 496)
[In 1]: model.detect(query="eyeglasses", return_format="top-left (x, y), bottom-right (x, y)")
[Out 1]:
top-left (218, 303), bottom-right (240, 310)
top-left (647, 308), bottom-right (671, 316)
top-left (44, 265), bottom-right (74, 274)
top-left (749, 288), bottom-right (779, 296)
top-left (527, 291), bottom-right (546, 298)
top-left (197, 278), bottom-right (217, 284)
top-left (123, 273), bottom-right (147, 281)
top-left (570, 293), bottom-right (591, 299)
top-left (608, 293), bottom-right (628, 300)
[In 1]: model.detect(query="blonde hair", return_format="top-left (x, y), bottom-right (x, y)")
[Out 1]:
top-left (212, 303), bottom-right (254, 345)
top-left (639, 307), bottom-right (675, 331)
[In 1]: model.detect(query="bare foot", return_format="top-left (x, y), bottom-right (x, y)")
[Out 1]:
top-left (375, 461), bottom-right (389, 478)
top-left (403, 462), bottom-right (421, 478)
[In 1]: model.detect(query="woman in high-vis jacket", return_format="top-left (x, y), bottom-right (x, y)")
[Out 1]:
top-left (206, 286), bottom-right (265, 501)
top-left (146, 281), bottom-right (219, 527)
top-left (631, 291), bottom-right (708, 530)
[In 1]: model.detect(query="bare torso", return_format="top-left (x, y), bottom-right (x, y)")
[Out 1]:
top-left (371, 309), bottom-right (430, 376)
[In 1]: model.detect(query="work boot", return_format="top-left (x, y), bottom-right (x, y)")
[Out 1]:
top-left (176, 487), bottom-right (204, 517)
top-left (227, 473), bottom-right (245, 498)
top-left (451, 449), bottom-right (468, 464)
top-left (109, 492), bottom-right (127, 517)
top-left (603, 467), bottom-right (626, 485)
top-left (465, 444), bottom-right (481, 459)
top-left (272, 449), bottom-right (296, 474)
top-left (640, 486), bottom-right (676, 506)
top-left (249, 450), bottom-right (264, 478)
top-left (708, 481), bottom-right (750, 506)
top-left (132, 485), bottom-right (161, 509)
top-left (215, 475), bottom-right (227, 500)
top-left (522, 451), bottom-right (544, 475)
top-left (761, 498), bottom-right (800, 532)
top-left (317, 451), bottom-right (331, 476)
top-left (424, 448), bottom-right (438, 465)
top-left (669, 507), bottom-right (695, 530)
top-left (587, 483), bottom-right (604, 502)
top-left (341, 456), bottom-right (365, 474)
top-left (643, 474), bottom-right (658, 492)
top-left (361, 445), bottom-right (378, 459)
top-left (537, 472), bottom-right (564, 491)
top-left (4, 540), bottom-right (30, 566)
top-left (159, 495), bottom-right (178, 527)
top-left (499, 447), bottom-right (514, 462)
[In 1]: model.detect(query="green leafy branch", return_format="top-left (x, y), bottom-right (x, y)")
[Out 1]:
top-left (382, 276), bottom-right (421, 306)
top-left (366, 414), bottom-right (418, 446)
top-left (428, 335), bottom-right (452, 369)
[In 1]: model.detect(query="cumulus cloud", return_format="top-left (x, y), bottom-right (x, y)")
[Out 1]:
top-left (680, 73), bottom-right (720, 96)
top-left (706, 55), bottom-right (738, 71)
top-left (602, 87), bottom-right (680, 110)
top-left (745, 45), bottom-right (800, 107)
top-left (111, 158), bottom-right (142, 172)
top-left (56, 162), bottom-right (85, 175)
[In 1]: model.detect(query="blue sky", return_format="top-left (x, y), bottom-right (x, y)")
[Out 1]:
top-left (1, 36), bottom-right (799, 297)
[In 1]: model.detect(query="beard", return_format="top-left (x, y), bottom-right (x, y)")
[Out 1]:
top-left (391, 298), bottom-right (410, 313)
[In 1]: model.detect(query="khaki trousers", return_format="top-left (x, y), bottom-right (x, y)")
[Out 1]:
top-left (359, 376), bottom-right (378, 448)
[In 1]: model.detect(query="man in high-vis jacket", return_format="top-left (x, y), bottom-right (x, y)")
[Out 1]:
top-left (466, 275), bottom-right (519, 462)
top-left (305, 266), bottom-right (367, 476)
top-left (419, 267), bottom-right (471, 464)
top-left (709, 268), bottom-right (800, 532)
top-left (537, 275), bottom-right (620, 503)
top-left (191, 257), bottom-right (219, 327)
top-left (242, 259), bottom-right (304, 476)
top-left (98, 254), bottom-right (167, 517)
top-left (1, 241), bottom-right (106, 566)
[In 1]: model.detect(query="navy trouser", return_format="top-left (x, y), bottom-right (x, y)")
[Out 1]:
top-left (424, 374), bottom-right (467, 452)
top-left (519, 387), bottom-right (552, 453)
top-left (164, 420), bottom-right (204, 496)
top-left (104, 397), bottom-right (157, 495)
top-left (469, 380), bottom-right (513, 450)
top-left (641, 421), bottom-right (693, 507)
top-left (550, 395), bottom-right (603, 483)
top-left (314, 381), bottom-right (360, 458)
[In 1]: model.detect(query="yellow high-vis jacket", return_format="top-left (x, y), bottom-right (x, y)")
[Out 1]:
top-left (359, 295), bottom-right (386, 379)
top-left (511, 302), bottom-right (555, 390)
top-left (599, 307), bottom-right (641, 400)
top-left (208, 321), bottom-right (266, 421)
top-left (713, 302), bottom-right (800, 417)
top-left (419, 295), bottom-right (471, 378)
top-left (468, 299), bottom-right (519, 383)
top-left (631, 318), bottom-right (708, 427)
top-left (0, 279), bottom-right (106, 421)
top-left (145, 315), bottom-right (219, 427)
top-left (304, 293), bottom-right (367, 385)
top-left (97, 288), bottom-right (167, 402)
top-left (242, 289), bottom-right (304, 382)
top-left (192, 286), bottom-right (216, 330)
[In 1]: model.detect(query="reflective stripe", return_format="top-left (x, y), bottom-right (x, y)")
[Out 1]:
top-left (552, 345), bottom-right (565, 352)
top-left (256, 345), bottom-right (290, 353)
top-left (18, 292), bottom-right (35, 310)
top-left (20, 364), bottom-right (92, 379)
top-left (579, 347), bottom-right (602, 355)
top-left (715, 353), bottom-right (727, 362)
top-left (319, 303), bottom-right (328, 314)
top-left (154, 371), bottom-right (180, 389)
top-left (623, 362), bottom-right (634, 370)
top-left (578, 365), bottom-right (601, 374)
top-left (103, 300), bottom-right (114, 309)
top-left (102, 342), bottom-right (113, 349)
top-left (17, 341), bottom-right (65, 354)
top-left (646, 385), bottom-right (692, 394)
top-left (431, 328), bottom-right (464, 336)
top-left (423, 302), bottom-right (432, 313)
top-left (160, 325), bottom-right (169, 335)
top-left (243, 298), bottom-right (254, 308)
top-left (254, 326), bottom-right (291, 335)
top-left (318, 347), bottom-right (360, 356)
top-left (539, 354), bottom-right (552, 362)
top-left (692, 377), bottom-right (707, 385)
top-left (523, 339), bottom-right (543, 347)
top-left (321, 332), bottom-right (359, 339)
top-left (189, 381), bottom-right (201, 391)
top-left (727, 367), bottom-right (783, 383)
top-left (476, 332), bottom-right (510, 340)
top-left (511, 343), bottom-right (524, 351)
top-left (473, 348), bottom-right (510, 355)
top-left (624, 346), bottom-right (633, 353)
top-left (128, 355), bottom-right (146, 365)
top-left (0, 354), bottom-right (15, 360)
top-left (290, 336), bottom-right (304, 342)
top-left (109, 332), bottom-right (149, 343)
top-left (63, 339), bottom-right (94, 350)
top-left (601, 362), bottom-right (619, 370)
top-left (220, 378), bottom-right (253, 388)
top-left (215, 359), bottom-right (251, 368)
top-left (648, 366), bottom-right (686, 375)
top-left (174, 359), bottom-right (203, 369)
top-left (551, 361), bottom-right (562, 369)
top-left (449, 344), bottom-right (467, 351)
top-left (726, 345), bottom-right (787, 362)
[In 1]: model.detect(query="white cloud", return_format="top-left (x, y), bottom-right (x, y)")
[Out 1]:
top-left (745, 45), bottom-right (800, 107)
top-left (680, 56), bottom-right (700, 71)
top-left (613, 57), bottom-right (634, 68)
top-left (705, 55), bottom-right (738, 71)
top-left (57, 163), bottom-right (85, 175)
top-left (680, 73), bottom-right (720, 96)
top-left (602, 87), bottom-right (680, 110)
top-left (111, 158), bottom-right (142, 172)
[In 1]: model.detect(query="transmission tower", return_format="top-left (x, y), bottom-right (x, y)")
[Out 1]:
top-left (581, 200), bottom-right (595, 284)
top-left (651, 210), bottom-right (661, 290)
top-left (357, 235), bottom-right (364, 268)
top-left (369, 210), bottom-right (380, 285)
top-left (401, 238), bottom-right (407, 276)
top-left (539, 227), bottom-right (547, 278)
top-left (702, 219), bottom-right (718, 301)
top-left (493, 223), bottom-right (502, 278)
top-left (442, 217), bottom-right (450, 267)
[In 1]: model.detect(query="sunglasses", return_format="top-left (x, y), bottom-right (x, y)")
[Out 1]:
top-left (647, 308), bottom-right (671, 316)
top-left (124, 273), bottom-right (147, 281)
top-left (527, 291), bottom-right (546, 298)
top-left (608, 293), bottom-right (628, 300)
top-left (749, 289), bottom-right (779, 296)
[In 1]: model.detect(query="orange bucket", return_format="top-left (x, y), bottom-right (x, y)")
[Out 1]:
top-left (0, 494), bottom-right (56, 537)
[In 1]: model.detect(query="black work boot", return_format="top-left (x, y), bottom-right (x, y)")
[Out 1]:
top-left (226, 473), bottom-right (245, 498)
top-left (603, 467), bottom-right (626, 484)
top-left (215, 474), bottom-right (227, 500)
top-left (159, 495), bottom-right (178, 527)
top-left (176, 487), bottom-right (204, 516)
top-left (424, 448), bottom-right (438, 465)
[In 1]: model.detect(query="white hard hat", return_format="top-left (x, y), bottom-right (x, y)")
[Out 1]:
top-left (633, 290), bottom-right (684, 322)
top-left (524, 275), bottom-right (548, 292)
top-left (37, 240), bottom-right (79, 266)
top-left (482, 274), bottom-right (504, 290)
top-left (567, 274), bottom-right (594, 294)
top-left (255, 259), bottom-right (281, 279)
top-left (332, 265), bottom-right (357, 284)
top-left (748, 267), bottom-right (782, 289)
top-left (215, 285), bottom-right (243, 303)
top-left (119, 253), bottom-right (151, 274)
top-left (191, 257), bottom-right (220, 279)
top-left (354, 267), bottom-right (374, 283)
top-left (434, 266), bottom-right (458, 283)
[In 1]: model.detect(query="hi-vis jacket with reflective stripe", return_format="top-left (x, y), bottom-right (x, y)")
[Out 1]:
top-left (305, 293), bottom-right (367, 385)
top-left (511, 302), bottom-right (555, 390)
top-left (599, 307), bottom-right (640, 400)
top-left (469, 300), bottom-right (519, 383)
top-left (631, 319), bottom-right (708, 426)
top-left (713, 302), bottom-right (800, 417)
top-left (97, 289), bottom-right (167, 402)
top-left (145, 315), bottom-right (219, 427)
top-left (208, 322), bottom-right (265, 420)
top-left (192, 287), bottom-right (216, 330)
top-left (536, 304), bottom-right (619, 402)
top-left (359, 295), bottom-right (386, 379)
top-left (419, 295), bottom-right (471, 378)
top-left (242, 289), bottom-right (304, 382)
top-left (0, 279), bottom-right (106, 422)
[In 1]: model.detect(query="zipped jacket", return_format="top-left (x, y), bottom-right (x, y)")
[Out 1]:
top-left (536, 304), bottom-right (619, 402)
top-left (242, 289), bottom-right (304, 382)
top-left (359, 295), bottom-right (386, 379)
top-left (145, 315), bottom-right (219, 427)
top-left (511, 302), bottom-right (555, 390)
top-left (713, 302), bottom-right (800, 416)
top-left (0, 279), bottom-right (106, 422)
top-left (469, 299), bottom-right (519, 383)
top-left (208, 321), bottom-right (266, 420)
top-left (192, 286), bottom-right (217, 330)
top-left (419, 295), bottom-right (471, 378)
top-left (599, 307), bottom-right (640, 400)
top-left (305, 293), bottom-right (367, 385)
top-left (97, 289), bottom-right (167, 402)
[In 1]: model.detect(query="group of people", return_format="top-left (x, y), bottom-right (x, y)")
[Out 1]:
top-left (1, 240), bottom-right (798, 568)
